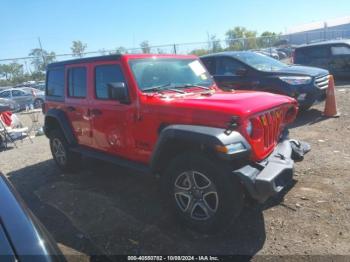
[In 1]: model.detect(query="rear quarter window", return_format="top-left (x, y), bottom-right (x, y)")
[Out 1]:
top-left (331, 45), bottom-right (350, 55)
top-left (47, 68), bottom-right (64, 97)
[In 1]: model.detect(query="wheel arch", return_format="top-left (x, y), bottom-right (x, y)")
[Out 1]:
top-left (150, 124), bottom-right (251, 174)
top-left (44, 109), bottom-right (76, 145)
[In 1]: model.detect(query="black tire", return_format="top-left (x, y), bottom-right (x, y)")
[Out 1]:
top-left (299, 104), bottom-right (312, 112)
top-left (33, 98), bottom-right (44, 109)
top-left (162, 152), bottom-right (244, 233)
top-left (49, 129), bottom-right (81, 172)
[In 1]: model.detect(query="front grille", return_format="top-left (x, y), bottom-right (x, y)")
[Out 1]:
top-left (260, 109), bottom-right (284, 149)
top-left (314, 74), bottom-right (329, 89)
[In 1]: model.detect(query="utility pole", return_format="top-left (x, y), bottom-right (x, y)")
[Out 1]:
top-left (38, 37), bottom-right (46, 67)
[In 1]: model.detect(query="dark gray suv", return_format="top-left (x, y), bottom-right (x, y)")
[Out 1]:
top-left (293, 40), bottom-right (350, 79)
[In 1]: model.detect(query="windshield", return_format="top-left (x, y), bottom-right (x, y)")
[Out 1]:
top-left (234, 52), bottom-right (288, 72)
top-left (129, 58), bottom-right (214, 92)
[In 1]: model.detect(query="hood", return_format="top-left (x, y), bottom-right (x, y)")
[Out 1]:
top-left (156, 90), bottom-right (296, 117)
top-left (274, 65), bottom-right (329, 77)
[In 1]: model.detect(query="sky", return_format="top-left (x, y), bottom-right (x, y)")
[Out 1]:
top-left (1, 0), bottom-right (350, 60)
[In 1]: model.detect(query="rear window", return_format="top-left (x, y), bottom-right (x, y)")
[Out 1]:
top-left (47, 68), bottom-right (64, 97)
top-left (68, 67), bottom-right (87, 98)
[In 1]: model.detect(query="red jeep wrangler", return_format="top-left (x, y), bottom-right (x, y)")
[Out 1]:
top-left (43, 54), bottom-right (310, 232)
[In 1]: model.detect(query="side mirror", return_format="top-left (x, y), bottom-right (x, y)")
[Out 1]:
top-left (236, 67), bottom-right (248, 76)
top-left (107, 82), bottom-right (130, 104)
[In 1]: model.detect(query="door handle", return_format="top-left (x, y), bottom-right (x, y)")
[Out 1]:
top-left (90, 108), bottom-right (102, 116)
top-left (66, 106), bottom-right (76, 112)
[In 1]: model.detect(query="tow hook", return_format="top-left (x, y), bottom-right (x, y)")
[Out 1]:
top-left (290, 139), bottom-right (311, 162)
top-left (275, 153), bottom-right (286, 160)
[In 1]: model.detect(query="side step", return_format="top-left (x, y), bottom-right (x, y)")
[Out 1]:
top-left (70, 146), bottom-right (151, 174)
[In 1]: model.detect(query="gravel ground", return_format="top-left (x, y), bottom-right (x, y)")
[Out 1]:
top-left (0, 85), bottom-right (349, 261)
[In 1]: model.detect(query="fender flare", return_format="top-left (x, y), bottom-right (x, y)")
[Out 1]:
top-left (150, 124), bottom-right (251, 173)
top-left (44, 108), bottom-right (77, 145)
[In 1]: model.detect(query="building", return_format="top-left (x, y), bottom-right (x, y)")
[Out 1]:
top-left (283, 16), bottom-right (350, 45)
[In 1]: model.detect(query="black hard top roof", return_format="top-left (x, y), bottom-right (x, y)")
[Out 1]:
top-left (47, 54), bottom-right (122, 69)
top-left (296, 39), bottom-right (350, 49)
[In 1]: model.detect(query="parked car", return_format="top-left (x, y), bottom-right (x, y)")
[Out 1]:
top-left (0, 88), bottom-right (33, 110)
top-left (293, 40), bottom-right (350, 79)
top-left (22, 87), bottom-right (45, 108)
top-left (201, 51), bottom-right (329, 111)
top-left (0, 97), bottom-right (20, 112)
top-left (0, 87), bottom-right (44, 110)
top-left (0, 172), bottom-right (65, 260)
top-left (43, 54), bottom-right (310, 232)
top-left (277, 47), bottom-right (293, 57)
top-left (253, 49), bottom-right (280, 60)
top-left (33, 82), bottom-right (46, 92)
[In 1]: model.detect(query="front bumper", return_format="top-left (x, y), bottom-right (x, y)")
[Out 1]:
top-left (296, 86), bottom-right (327, 108)
top-left (234, 139), bottom-right (310, 203)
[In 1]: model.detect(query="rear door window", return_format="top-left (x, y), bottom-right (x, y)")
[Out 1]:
top-left (68, 67), bottom-right (87, 98)
top-left (306, 46), bottom-right (330, 59)
top-left (95, 64), bottom-right (126, 100)
top-left (47, 68), bottom-right (64, 97)
top-left (296, 46), bottom-right (330, 64)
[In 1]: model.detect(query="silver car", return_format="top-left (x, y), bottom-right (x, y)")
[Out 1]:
top-left (0, 87), bottom-right (44, 109)
top-left (0, 98), bottom-right (20, 112)
top-left (21, 87), bottom-right (45, 108)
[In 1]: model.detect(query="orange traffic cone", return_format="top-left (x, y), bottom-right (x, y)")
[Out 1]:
top-left (323, 75), bottom-right (340, 117)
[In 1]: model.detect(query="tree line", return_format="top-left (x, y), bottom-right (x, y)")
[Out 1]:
top-left (0, 27), bottom-right (282, 86)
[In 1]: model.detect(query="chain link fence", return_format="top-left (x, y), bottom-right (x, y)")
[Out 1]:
top-left (1, 29), bottom-right (350, 87)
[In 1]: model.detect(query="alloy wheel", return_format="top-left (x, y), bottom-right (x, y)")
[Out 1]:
top-left (52, 138), bottom-right (66, 166)
top-left (174, 171), bottom-right (219, 221)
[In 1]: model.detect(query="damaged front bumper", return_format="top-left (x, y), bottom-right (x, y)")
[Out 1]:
top-left (234, 139), bottom-right (310, 203)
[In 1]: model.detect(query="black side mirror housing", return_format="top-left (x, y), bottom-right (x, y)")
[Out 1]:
top-left (236, 67), bottom-right (248, 76)
top-left (107, 82), bottom-right (130, 104)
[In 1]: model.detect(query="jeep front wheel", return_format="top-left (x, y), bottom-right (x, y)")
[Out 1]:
top-left (49, 130), bottom-right (81, 172)
top-left (163, 152), bottom-right (244, 233)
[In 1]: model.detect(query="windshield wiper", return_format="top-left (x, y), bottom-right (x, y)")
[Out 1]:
top-left (176, 84), bottom-right (210, 90)
top-left (142, 83), bottom-right (185, 94)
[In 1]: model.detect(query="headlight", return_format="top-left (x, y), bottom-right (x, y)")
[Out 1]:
top-left (246, 120), bottom-right (253, 136)
top-left (279, 76), bottom-right (312, 85)
top-left (297, 93), bottom-right (307, 100)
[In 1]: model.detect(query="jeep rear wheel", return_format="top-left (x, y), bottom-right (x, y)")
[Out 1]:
top-left (163, 152), bottom-right (244, 233)
top-left (49, 130), bottom-right (81, 172)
